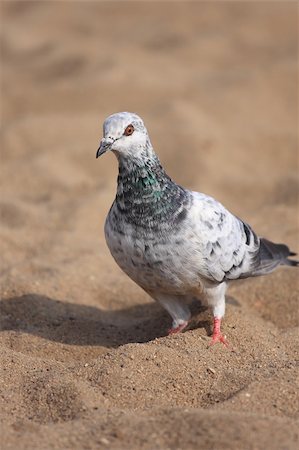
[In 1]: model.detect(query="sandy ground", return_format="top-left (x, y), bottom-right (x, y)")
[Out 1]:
top-left (1, 2), bottom-right (298, 449)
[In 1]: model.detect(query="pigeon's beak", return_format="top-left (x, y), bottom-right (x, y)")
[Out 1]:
top-left (96, 137), bottom-right (114, 158)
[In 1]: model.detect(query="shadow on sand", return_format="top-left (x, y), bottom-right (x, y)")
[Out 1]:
top-left (0, 294), bottom-right (220, 348)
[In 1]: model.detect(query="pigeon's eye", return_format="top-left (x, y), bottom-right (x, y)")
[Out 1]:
top-left (124, 124), bottom-right (134, 136)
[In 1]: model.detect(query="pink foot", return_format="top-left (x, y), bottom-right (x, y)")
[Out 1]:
top-left (209, 318), bottom-right (229, 347)
top-left (210, 332), bottom-right (228, 346)
top-left (168, 321), bottom-right (188, 335)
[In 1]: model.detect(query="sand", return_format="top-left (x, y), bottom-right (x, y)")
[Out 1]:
top-left (1, 2), bottom-right (298, 449)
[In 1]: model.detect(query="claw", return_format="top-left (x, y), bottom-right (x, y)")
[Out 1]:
top-left (209, 331), bottom-right (229, 347)
top-left (209, 317), bottom-right (229, 347)
top-left (168, 321), bottom-right (188, 335)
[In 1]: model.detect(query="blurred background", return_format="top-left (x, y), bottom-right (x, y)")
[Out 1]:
top-left (1, 1), bottom-right (298, 308)
top-left (1, 4), bottom-right (299, 447)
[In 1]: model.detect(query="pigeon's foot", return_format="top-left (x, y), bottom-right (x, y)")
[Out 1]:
top-left (210, 332), bottom-right (228, 346)
top-left (168, 321), bottom-right (189, 335)
top-left (209, 318), bottom-right (229, 347)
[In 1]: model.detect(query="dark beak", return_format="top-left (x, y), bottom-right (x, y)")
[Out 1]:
top-left (96, 138), bottom-right (114, 158)
top-left (96, 144), bottom-right (107, 158)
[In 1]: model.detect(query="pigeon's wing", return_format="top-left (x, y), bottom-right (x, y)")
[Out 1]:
top-left (191, 193), bottom-right (298, 283)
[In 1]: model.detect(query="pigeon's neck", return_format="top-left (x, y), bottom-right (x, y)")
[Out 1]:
top-left (114, 153), bottom-right (191, 229)
top-left (116, 154), bottom-right (169, 199)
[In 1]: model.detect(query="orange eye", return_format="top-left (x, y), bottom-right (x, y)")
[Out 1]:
top-left (124, 124), bottom-right (134, 136)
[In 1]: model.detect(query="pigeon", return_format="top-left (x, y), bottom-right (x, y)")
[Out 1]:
top-left (96, 112), bottom-right (298, 346)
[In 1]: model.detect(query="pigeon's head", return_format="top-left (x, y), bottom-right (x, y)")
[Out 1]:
top-left (96, 112), bottom-right (152, 163)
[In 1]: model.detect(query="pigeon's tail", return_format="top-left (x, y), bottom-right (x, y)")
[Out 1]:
top-left (251, 238), bottom-right (299, 276)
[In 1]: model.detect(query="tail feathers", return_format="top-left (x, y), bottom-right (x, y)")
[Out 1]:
top-left (284, 258), bottom-right (299, 267)
top-left (252, 238), bottom-right (298, 275)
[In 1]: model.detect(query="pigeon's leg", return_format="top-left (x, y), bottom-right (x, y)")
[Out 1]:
top-left (204, 283), bottom-right (229, 346)
top-left (150, 293), bottom-right (191, 334)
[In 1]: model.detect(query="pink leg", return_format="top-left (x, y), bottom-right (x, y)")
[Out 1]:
top-left (210, 317), bottom-right (228, 346)
top-left (168, 321), bottom-right (189, 335)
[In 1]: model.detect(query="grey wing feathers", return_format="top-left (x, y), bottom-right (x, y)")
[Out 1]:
top-left (215, 219), bottom-right (260, 281)
top-left (214, 217), bottom-right (298, 281)
top-left (193, 194), bottom-right (298, 282)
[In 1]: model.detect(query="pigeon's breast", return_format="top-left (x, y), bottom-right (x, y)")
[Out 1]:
top-left (104, 205), bottom-right (207, 294)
